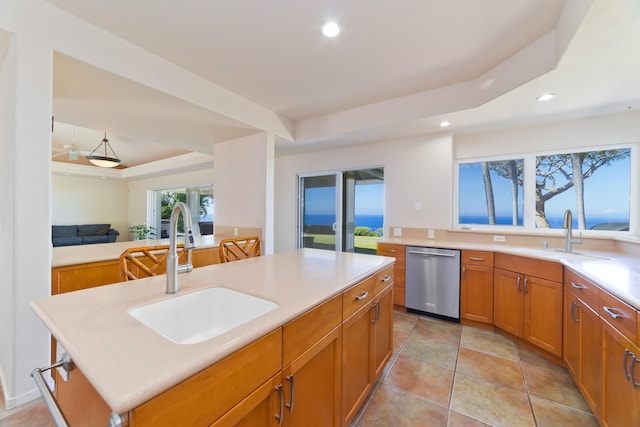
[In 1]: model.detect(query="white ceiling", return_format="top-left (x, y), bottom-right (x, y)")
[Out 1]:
top-left (46, 0), bottom-right (640, 169)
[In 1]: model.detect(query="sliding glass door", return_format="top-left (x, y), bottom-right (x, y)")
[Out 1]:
top-left (298, 168), bottom-right (384, 253)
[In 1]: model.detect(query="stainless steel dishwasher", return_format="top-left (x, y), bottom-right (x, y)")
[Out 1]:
top-left (405, 246), bottom-right (461, 321)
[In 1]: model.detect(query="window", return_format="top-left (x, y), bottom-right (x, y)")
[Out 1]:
top-left (457, 146), bottom-right (633, 233)
top-left (150, 186), bottom-right (214, 238)
top-left (458, 159), bottom-right (524, 226)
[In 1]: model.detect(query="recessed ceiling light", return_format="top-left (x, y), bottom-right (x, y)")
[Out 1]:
top-left (537, 93), bottom-right (554, 102)
top-left (322, 22), bottom-right (340, 37)
top-left (440, 120), bottom-right (451, 127)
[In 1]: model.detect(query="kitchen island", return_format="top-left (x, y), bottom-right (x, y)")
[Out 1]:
top-left (33, 249), bottom-right (395, 426)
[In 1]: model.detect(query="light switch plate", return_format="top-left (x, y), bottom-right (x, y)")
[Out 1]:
top-left (427, 229), bottom-right (435, 239)
top-left (393, 227), bottom-right (402, 236)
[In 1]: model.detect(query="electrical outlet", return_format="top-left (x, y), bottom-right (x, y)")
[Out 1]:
top-left (393, 227), bottom-right (402, 237)
top-left (427, 229), bottom-right (435, 239)
top-left (414, 201), bottom-right (422, 211)
top-left (233, 227), bottom-right (238, 236)
top-left (493, 235), bottom-right (506, 242)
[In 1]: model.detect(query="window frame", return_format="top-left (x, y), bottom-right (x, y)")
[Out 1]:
top-left (454, 143), bottom-right (637, 237)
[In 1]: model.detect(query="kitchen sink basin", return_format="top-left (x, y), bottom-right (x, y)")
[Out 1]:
top-left (128, 287), bottom-right (278, 344)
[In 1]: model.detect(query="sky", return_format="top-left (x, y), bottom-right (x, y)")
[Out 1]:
top-left (459, 152), bottom-right (631, 224)
top-left (304, 183), bottom-right (384, 216)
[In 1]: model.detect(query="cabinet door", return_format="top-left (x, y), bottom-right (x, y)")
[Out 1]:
top-left (493, 268), bottom-right (523, 337)
top-left (523, 275), bottom-right (563, 357)
top-left (210, 374), bottom-right (283, 427)
top-left (564, 291), bottom-right (601, 416)
top-left (461, 264), bottom-right (494, 324)
top-left (601, 322), bottom-right (640, 427)
top-left (341, 304), bottom-right (373, 426)
top-left (564, 292), bottom-right (581, 378)
top-left (372, 286), bottom-right (393, 379)
top-left (580, 302), bottom-right (601, 415)
top-left (282, 326), bottom-right (341, 427)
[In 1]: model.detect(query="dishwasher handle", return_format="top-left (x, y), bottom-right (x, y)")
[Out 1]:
top-left (407, 250), bottom-right (456, 258)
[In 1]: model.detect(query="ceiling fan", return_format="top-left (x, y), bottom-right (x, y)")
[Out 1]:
top-left (51, 125), bottom-right (91, 161)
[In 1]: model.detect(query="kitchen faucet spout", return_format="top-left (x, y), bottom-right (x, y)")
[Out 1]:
top-left (166, 202), bottom-right (196, 294)
top-left (562, 209), bottom-right (582, 253)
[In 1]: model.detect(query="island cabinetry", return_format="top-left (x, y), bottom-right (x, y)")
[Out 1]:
top-left (341, 272), bottom-right (394, 426)
top-left (129, 329), bottom-right (282, 426)
top-left (213, 294), bottom-right (343, 427)
top-left (600, 290), bottom-right (640, 427)
top-left (563, 269), bottom-right (601, 415)
top-left (280, 295), bottom-right (342, 426)
top-left (460, 250), bottom-right (494, 324)
top-left (493, 253), bottom-right (563, 357)
top-left (376, 243), bottom-right (405, 306)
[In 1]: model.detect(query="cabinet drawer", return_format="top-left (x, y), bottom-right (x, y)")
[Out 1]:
top-left (461, 250), bottom-right (494, 267)
top-left (282, 294), bottom-right (342, 365)
top-left (600, 290), bottom-right (637, 344)
top-left (564, 269), bottom-right (600, 310)
top-left (494, 253), bottom-right (563, 283)
top-left (343, 275), bottom-right (375, 320)
top-left (377, 243), bottom-right (405, 260)
top-left (373, 265), bottom-right (394, 295)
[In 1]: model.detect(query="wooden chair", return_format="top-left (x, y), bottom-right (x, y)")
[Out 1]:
top-left (119, 244), bottom-right (186, 281)
top-left (218, 236), bottom-right (261, 263)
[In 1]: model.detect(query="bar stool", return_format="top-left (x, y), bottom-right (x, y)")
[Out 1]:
top-left (218, 236), bottom-right (261, 263)
top-left (119, 244), bottom-right (186, 280)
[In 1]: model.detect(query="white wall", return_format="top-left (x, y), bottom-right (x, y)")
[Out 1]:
top-left (274, 133), bottom-right (454, 252)
top-left (52, 174), bottom-right (129, 238)
top-left (0, 34), bottom-right (15, 402)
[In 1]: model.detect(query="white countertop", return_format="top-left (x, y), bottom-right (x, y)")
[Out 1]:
top-left (52, 235), bottom-right (223, 267)
top-left (33, 249), bottom-right (394, 414)
top-left (380, 237), bottom-right (640, 310)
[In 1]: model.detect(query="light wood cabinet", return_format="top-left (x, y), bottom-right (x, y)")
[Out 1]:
top-left (601, 321), bottom-right (640, 427)
top-left (600, 288), bottom-right (640, 427)
top-left (341, 272), bottom-right (393, 426)
top-left (493, 253), bottom-right (563, 357)
top-left (376, 243), bottom-right (405, 306)
top-left (563, 269), bottom-right (601, 416)
top-left (460, 250), bottom-right (494, 324)
top-left (51, 246), bottom-right (220, 295)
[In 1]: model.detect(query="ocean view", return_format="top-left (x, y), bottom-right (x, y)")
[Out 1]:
top-left (305, 214), bottom-right (383, 230)
top-left (460, 215), bottom-right (628, 229)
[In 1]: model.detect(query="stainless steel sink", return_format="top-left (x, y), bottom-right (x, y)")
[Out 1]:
top-left (128, 287), bottom-right (277, 344)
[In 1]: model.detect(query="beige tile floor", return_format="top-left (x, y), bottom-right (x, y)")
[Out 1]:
top-left (352, 308), bottom-right (599, 427)
top-left (1, 307), bottom-right (598, 427)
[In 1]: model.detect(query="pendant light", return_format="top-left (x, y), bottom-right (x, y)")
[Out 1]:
top-left (86, 132), bottom-right (121, 168)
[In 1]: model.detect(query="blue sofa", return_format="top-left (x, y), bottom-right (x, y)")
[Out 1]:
top-left (52, 224), bottom-right (120, 247)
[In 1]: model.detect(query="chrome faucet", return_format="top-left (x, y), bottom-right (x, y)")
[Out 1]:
top-left (166, 202), bottom-right (196, 294)
top-left (562, 209), bottom-right (582, 253)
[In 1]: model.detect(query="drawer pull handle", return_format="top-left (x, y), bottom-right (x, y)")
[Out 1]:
top-left (381, 275), bottom-right (392, 283)
top-left (603, 306), bottom-right (623, 319)
top-left (523, 278), bottom-right (529, 294)
top-left (469, 257), bottom-right (485, 261)
top-left (355, 291), bottom-right (369, 301)
top-left (624, 350), bottom-right (633, 381)
top-left (286, 375), bottom-right (295, 412)
top-left (385, 249), bottom-right (397, 253)
top-left (517, 276), bottom-right (522, 292)
top-left (275, 384), bottom-right (284, 424)
top-left (571, 282), bottom-right (587, 290)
